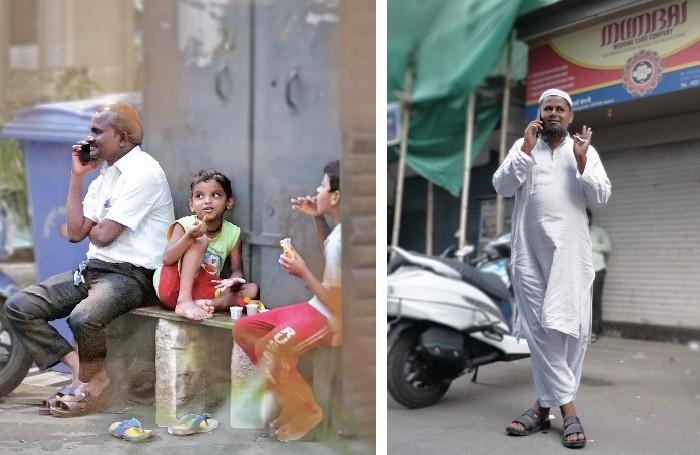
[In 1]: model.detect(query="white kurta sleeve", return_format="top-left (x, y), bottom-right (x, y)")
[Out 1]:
top-left (492, 138), bottom-right (536, 197)
top-left (577, 146), bottom-right (611, 209)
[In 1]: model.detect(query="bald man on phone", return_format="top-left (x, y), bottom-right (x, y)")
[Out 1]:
top-left (3, 103), bottom-right (174, 417)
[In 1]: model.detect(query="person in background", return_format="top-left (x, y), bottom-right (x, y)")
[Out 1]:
top-left (587, 208), bottom-right (612, 343)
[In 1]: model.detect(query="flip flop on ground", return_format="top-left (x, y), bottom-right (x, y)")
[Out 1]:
top-left (108, 417), bottom-right (153, 442)
top-left (167, 414), bottom-right (219, 436)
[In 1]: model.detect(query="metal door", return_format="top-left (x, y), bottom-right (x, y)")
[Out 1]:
top-left (143, 0), bottom-right (253, 237)
top-left (250, 0), bottom-right (341, 307)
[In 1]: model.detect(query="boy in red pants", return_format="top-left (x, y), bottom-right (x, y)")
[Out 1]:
top-left (233, 160), bottom-right (341, 442)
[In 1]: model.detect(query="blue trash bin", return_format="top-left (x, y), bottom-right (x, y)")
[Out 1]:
top-left (1, 93), bottom-right (142, 366)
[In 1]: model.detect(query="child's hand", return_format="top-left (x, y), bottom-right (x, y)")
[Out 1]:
top-left (278, 252), bottom-right (309, 278)
top-left (212, 277), bottom-right (246, 290)
top-left (187, 218), bottom-right (207, 239)
top-left (290, 195), bottom-right (318, 216)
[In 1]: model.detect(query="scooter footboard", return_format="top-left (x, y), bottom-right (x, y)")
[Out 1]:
top-left (469, 331), bottom-right (530, 361)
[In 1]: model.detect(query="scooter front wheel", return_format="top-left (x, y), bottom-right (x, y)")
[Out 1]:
top-left (388, 331), bottom-right (450, 409)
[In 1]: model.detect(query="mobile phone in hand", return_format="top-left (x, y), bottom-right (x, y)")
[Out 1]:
top-left (79, 143), bottom-right (92, 165)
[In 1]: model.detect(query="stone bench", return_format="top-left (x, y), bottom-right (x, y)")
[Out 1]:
top-left (106, 305), bottom-right (340, 435)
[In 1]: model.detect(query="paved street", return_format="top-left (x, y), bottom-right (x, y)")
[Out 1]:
top-left (0, 382), bottom-right (368, 454)
top-left (389, 336), bottom-right (700, 454)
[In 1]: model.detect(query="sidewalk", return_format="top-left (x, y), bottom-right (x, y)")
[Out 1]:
top-left (0, 381), bottom-right (368, 454)
top-left (388, 336), bottom-right (700, 454)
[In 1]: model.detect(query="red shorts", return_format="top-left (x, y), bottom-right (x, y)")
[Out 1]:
top-left (233, 302), bottom-right (332, 365)
top-left (157, 264), bottom-right (218, 310)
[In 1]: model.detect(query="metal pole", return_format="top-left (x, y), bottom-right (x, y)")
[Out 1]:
top-left (426, 180), bottom-right (434, 255)
top-left (496, 32), bottom-right (513, 236)
top-left (458, 92), bottom-right (476, 249)
top-left (391, 68), bottom-right (413, 248)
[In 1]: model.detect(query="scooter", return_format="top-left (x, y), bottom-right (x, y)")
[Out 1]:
top-left (0, 209), bottom-right (33, 397)
top-left (387, 234), bottom-right (529, 409)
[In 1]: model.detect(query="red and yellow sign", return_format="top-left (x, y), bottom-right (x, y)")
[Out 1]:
top-left (526, 0), bottom-right (700, 116)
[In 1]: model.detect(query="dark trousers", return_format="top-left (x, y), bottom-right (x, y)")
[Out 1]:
top-left (2, 259), bottom-right (154, 382)
top-left (592, 269), bottom-right (606, 335)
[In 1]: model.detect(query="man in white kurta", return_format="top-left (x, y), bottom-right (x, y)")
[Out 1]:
top-left (493, 89), bottom-right (611, 448)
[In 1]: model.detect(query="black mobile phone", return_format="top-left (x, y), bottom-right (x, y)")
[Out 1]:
top-left (79, 143), bottom-right (93, 165)
top-left (535, 113), bottom-right (543, 137)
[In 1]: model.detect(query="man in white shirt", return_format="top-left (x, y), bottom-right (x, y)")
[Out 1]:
top-left (4, 103), bottom-right (174, 417)
top-left (493, 89), bottom-right (611, 448)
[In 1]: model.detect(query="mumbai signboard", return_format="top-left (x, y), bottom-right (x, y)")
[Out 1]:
top-left (525, 0), bottom-right (700, 118)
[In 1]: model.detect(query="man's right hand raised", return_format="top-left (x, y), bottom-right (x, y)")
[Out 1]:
top-left (521, 119), bottom-right (543, 155)
top-left (71, 142), bottom-right (99, 177)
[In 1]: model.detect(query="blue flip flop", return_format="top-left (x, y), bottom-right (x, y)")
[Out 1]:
top-left (167, 413), bottom-right (219, 436)
top-left (108, 417), bottom-right (153, 442)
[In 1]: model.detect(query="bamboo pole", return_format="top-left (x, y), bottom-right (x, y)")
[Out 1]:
top-left (496, 33), bottom-right (512, 236)
top-left (426, 180), bottom-right (434, 255)
top-left (390, 68), bottom-right (413, 249)
top-left (458, 92), bottom-right (476, 249)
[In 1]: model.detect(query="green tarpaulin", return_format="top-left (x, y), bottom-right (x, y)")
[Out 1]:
top-left (388, 0), bottom-right (560, 196)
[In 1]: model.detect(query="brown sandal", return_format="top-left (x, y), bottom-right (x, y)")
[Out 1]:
top-left (38, 386), bottom-right (74, 415)
top-left (49, 391), bottom-right (112, 417)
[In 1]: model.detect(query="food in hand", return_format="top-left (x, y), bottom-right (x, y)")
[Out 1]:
top-left (280, 237), bottom-right (297, 260)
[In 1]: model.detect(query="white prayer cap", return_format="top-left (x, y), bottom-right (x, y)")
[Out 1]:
top-left (539, 88), bottom-right (572, 108)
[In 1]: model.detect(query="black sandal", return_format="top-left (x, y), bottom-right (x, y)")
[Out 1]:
top-left (562, 415), bottom-right (587, 449)
top-left (506, 408), bottom-right (550, 436)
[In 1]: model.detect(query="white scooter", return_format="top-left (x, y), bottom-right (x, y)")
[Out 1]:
top-left (387, 234), bottom-right (530, 409)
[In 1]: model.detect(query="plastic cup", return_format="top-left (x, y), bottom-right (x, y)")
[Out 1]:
top-left (246, 303), bottom-right (258, 316)
top-left (230, 306), bottom-right (243, 320)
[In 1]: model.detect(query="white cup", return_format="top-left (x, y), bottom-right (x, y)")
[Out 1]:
top-left (246, 303), bottom-right (258, 316)
top-left (230, 306), bottom-right (243, 320)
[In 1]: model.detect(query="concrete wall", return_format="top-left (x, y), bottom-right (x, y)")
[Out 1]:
top-left (338, 0), bottom-right (376, 439)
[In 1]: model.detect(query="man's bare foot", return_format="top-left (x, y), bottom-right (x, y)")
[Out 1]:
top-left (276, 406), bottom-right (323, 442)
top-left (61, 351), bottom-right (83, 388)
top-left (74, 368), bottom-right (110, 398)
top-left (175, 300), bottom-right (212, 320)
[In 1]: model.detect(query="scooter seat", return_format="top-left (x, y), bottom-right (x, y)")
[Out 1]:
top-left (435, 257), bottom-right (510, 302)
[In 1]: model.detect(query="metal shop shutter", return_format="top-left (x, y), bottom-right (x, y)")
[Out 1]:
top-left (594, 141), bottom-right (700, 328)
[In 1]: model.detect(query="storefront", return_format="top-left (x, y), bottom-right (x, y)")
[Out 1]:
top-left (518, 0), bottom-right (700, 338)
